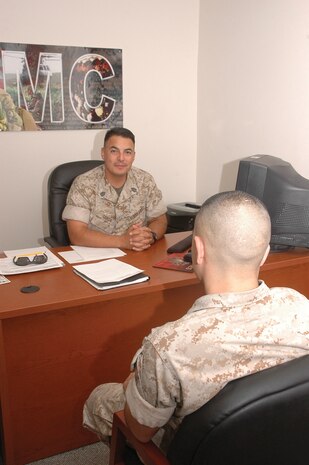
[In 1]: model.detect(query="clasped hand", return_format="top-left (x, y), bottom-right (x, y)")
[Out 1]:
top-left (127, 223), bottom-right (154, 251)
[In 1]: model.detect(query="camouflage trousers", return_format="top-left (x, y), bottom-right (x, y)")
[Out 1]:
top-left (83, 382), bottom-right (180, 453)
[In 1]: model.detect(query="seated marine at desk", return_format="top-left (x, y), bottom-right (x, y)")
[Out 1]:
top-left (62, 127), bottom-right (167, 251)
top-left (83, 190), bottom-right (309, 452)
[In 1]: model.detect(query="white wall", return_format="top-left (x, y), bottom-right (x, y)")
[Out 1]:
top-left (197, 0), bottom-right (309, 203)
top-left (1, 0), bottom-right (199, 249)
top-left (3, 1), bottom-right (309, 250)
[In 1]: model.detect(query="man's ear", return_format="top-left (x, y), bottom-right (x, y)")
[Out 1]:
top-left (260, 244), bottom-right (270, 267)
top-left (101, 147), bottom-right (105, 161)
top-left (193, 235), bottom-right (205, 265)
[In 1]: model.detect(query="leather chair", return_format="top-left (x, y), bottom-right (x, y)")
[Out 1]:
top-left (109, 354), bottom-right (309, 465)
top-left (44, 160), bottom-right (103, 247)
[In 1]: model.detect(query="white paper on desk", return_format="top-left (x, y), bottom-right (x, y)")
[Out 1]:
top-left (57, 250), bottom-right (84, 264)
top-left (76, 272), bottom-right (149, 290)
top-left (73, 258), bottom-right (143, 283)
top-left (0, 274), bottom-right (10, 284)
top-left (59, 246), bottom-right (126, 264)
top-left (0, 246), bottom-right (64, 275)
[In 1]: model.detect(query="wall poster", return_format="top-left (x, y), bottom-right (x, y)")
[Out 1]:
top-left (0, 42), bottom-right (123, 131)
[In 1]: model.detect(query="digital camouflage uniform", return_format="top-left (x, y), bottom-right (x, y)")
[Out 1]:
top-left (62, 165), bottom-right (166, 232)
top-left (83, 281), bottom-right (309, 451)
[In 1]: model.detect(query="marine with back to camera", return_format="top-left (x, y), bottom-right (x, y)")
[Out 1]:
top-left (82, 190), bottom-right (309, 453)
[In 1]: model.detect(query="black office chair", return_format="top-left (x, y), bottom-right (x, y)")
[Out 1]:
top-left (109, 354), bottom-right (309, 465)
top-left (44, 160), bottom-right (103, 247)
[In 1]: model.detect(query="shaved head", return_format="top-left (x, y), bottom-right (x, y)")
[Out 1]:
top-left (194, 191), bottom-right (271, 269)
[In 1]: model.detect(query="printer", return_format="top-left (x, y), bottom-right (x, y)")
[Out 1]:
top-left (167, 202), bottom-right (201, 233)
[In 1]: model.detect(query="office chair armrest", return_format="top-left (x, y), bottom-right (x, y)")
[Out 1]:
top-left (44, 236), bottom-right (62, 248)
top-left (109, 410), bottom-right (170, 465)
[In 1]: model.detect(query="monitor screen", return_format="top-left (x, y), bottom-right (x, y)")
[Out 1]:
top-left (235, 155), bottom-right (309, 249)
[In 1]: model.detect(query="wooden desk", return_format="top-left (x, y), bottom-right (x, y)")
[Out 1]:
top-left (260, 247), bottom-right (309, 296)
top-left (0, 233), bottom-right (308, 465)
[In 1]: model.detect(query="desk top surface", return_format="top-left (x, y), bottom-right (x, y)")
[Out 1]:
top-left (0, 232), bottom-right (200, 319)
top-left (1, 232), bottom-right (309, 320)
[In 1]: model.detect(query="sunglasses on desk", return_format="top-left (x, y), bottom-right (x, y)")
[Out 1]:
top-left (13, 253), bottom-right (48, 266)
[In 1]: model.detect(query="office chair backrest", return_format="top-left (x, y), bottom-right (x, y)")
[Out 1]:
top-left (45, 160), bottom-right (103, 247)
top-left (167, 354), bottom-right (309, 465)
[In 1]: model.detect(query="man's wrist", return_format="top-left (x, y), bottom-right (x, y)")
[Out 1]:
top-left (150, 230), bottom-right (158, 244)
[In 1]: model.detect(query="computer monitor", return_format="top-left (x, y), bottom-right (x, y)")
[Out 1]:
top-left (235, 154), bottom-right (309, 249)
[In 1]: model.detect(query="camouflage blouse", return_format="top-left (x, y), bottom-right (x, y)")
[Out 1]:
top-left (62, 165), bottom-right (166, 234)
top-left (126, 281), bottom-right (309, 429)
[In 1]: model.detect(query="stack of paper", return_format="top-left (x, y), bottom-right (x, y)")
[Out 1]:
top-left (0, 246), bottom-right (64, 275)
top-left (73, 258), bottom-right (149, 290)
top-left (58, 246), bottom-right (126, 264)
